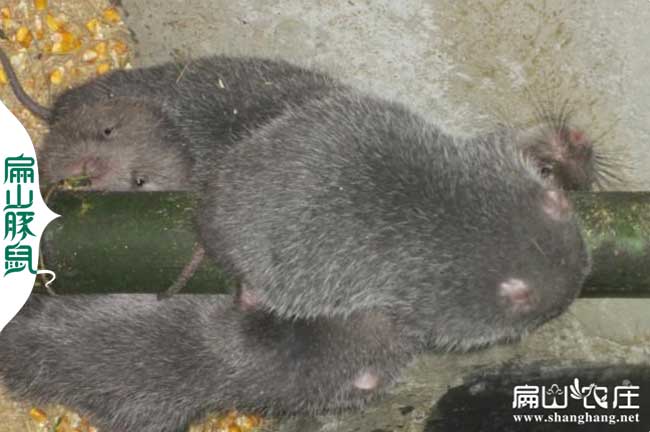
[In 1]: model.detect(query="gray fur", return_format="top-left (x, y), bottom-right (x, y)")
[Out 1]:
top-left (24, 54), bottom-right (341, 191)
top-left (0, 294), bottom-right (409, 431)
top-left (198, 90), bottom-right (591, 350)
top-left (0, 55), bottom-right (592, 431)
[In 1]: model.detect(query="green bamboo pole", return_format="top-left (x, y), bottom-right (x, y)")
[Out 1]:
top-left (37, 191), bottom-right (650, 297)
top-left (573, 192), bottom-right (650, 297)
top-left (38, 191), bottom-right (234, 295)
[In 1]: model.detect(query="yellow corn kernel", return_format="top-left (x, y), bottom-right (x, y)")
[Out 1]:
top-left (236, 415), bottom-right (261, 429)
top-left (33, 16), bottom-right (44, 39)
top-left (103, 7), bottom-right (121, 24)
top-left (85, 18), bottom-right (100, 35)
top-left (29, 407), bottom-right (48, 423)
top-left (34, 0), bottom-right (47, 11)
top-left (111, 40), bottom-right (128, 55)
top-left (96, 63), bottom-right (110, 75)
top-left (46, 14), bottom-right (64, 31)
top-left (50, 67), bottom-right (64, 85)
top-left (214, 417), bottom-right (231, 429)
top-left (81, 417), bottom-right (91, 428)
top-left (82, 49), bottom-right (99, 63)
top-left (1, 18), bottom-right (12, 31)
top-left (235, 417), bottom-right (249, 429)
top-left (16, 27), bottom-right (33, 48)
top-left (51, 31), bottom-right (81, 54)
top-left (228, 425), bottom-right (242, 432)
top-left (0, 68), bottom-right (7, 85)
top-left (94, 41), bottom-right (108, 56)
top-left (52, 30), bottom-right (77, 44)
top-left (0, 7), bottom-right (10, 19)
top-left (54, 415), bottom-right (71, 432)
top-left (51, 41), bottom-right (70, 54)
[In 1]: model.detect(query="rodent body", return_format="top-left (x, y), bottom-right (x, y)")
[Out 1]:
top-left (198, 90), bottom-right (591, 349)
top-left (0, 294), bottom-right (409, 431)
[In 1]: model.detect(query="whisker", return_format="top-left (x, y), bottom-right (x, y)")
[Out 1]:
top-left (589, 118), bottom-right (619, 144)
top-left (530, 238), bottom-right (547, 259)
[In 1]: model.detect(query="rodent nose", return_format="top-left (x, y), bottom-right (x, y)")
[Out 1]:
top-left (83, 157), bottom-right (108, 179)
top-left (498, 278), bottom-right (537, 314)
top-left (542, 189), bottom-right (571, 222)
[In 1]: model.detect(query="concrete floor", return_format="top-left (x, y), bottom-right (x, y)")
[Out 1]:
top-left (119, 1), bottom-right (650, 431)
top-left (126, 0), bottom-right (650, 430)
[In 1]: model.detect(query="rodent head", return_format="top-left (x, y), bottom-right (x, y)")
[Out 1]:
top-left (0, 49), bottom-right (191, 191)
top-left (514, 122), bottom-right (596, 191)
top-left (39, 98), bottom-right (192, 192)
top-left (397, 142), bottom-right (591, 352)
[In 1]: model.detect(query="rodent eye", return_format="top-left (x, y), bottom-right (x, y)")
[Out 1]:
top-left (540, 165), bottom-right (553, 178)
top-left (135, 177), bottom-right (146, 187)
top-left (103, 127), bottom-right (114, 137)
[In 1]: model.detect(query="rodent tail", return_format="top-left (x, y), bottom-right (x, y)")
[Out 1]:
top-left (0, 47), bottom-right (52, 121)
